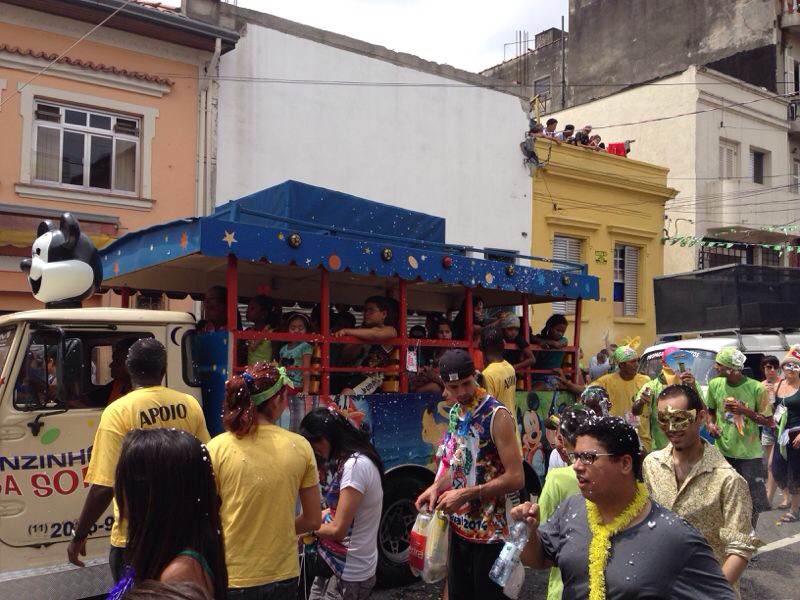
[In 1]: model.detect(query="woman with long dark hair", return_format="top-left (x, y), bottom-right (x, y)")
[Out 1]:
top-left (300, 408), bottom-right (385, 600)
top-left (207, 362), bottom-right (322, 598)
top-left (110, 428), bottom-right (227, 600)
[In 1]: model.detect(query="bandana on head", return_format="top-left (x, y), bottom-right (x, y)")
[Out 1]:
top-left (716, 347), bottom-right (745, 371)
top-left (250, 366), bottom-right (294, 406)
top-left (781, 345), bottom-right (800, 367)
top-left (612, 345), bottom-right (638, 364)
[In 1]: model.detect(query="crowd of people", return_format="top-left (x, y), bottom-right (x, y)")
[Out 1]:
top-left (63, 281), bottom-right (800, 600)
top-left (520, 117), bottom-right (634, 167)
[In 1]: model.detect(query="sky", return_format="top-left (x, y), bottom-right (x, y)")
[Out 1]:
top-left (177, 0), bottom-right (569, 73)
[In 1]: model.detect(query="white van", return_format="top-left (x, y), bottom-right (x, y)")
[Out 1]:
top-left (640, 332), bottom-right (800, 389)
top-left (0, 308), bottom-right (198, 599)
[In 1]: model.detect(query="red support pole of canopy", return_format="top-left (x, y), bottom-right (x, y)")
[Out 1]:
top-left (573, 298), bottom-right (583, 383)
top-left (320, 268), bottom-right (331, 398)
top-left (522, 294), bottom-right (531, 391)
top-left (398, 278), bottom-right (408, 393)
top-left (226, 255), bottom-right (238, 332)
top-left (120, 287), bottom-right (130, 309)
top-left (465, 287), bottom-right (474, 360)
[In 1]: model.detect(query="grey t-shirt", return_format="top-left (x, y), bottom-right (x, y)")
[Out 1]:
top-left (538, 494), bottom-right (735, 600)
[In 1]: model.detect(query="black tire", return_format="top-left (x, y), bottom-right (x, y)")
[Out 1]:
top-left (376, 472), bottom-right (432, 588)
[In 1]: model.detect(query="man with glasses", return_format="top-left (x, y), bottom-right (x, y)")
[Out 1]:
top-left (706, 347), bottom-right (773, 523)
top-left (644, 384), bottom-right (756, 591)
top-left (511, 416), bottom-right (734, 599)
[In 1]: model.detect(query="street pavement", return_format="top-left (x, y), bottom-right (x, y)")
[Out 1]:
top-left (373, 504), bottom-right (800, 600)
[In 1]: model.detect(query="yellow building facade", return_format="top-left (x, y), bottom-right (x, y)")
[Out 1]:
top-left (530, 139), bottom-right (677, 358)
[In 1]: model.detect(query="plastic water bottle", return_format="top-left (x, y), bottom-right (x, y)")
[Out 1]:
top-left (489, 521), bottom-right (529, 588)
top-left (503, 561), bottom-right (526, 599)
top-left (408, 510), bottom-right (431, 577)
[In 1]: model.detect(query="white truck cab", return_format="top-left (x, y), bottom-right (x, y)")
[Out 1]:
top-left (641, 333), bottom-right (800, 389)
top-left (0, 308), bottom-right (198, 599)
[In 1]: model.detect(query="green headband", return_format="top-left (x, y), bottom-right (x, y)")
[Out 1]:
top-left (250, 366), bottom-right (294, 406)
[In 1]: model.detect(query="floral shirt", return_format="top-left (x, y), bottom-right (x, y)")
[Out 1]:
top-left (643, 441), bottom-right (758, 567)
top-left (441, 393), bottom-right (512, 543)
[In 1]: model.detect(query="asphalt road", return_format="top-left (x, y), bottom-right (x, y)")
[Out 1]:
top-left (373, 504), bottom-right (800, 600)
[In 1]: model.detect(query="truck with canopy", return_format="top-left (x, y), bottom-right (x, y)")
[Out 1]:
top-left (0, 180), bottom-right (598, 597)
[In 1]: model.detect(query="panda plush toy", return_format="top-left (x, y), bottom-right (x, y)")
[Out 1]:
top-left (20, 213), bottom-right (103, 308)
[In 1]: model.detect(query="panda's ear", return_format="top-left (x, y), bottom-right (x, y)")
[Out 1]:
top-left (37, 220), bottom-right (56, 238)
top-left (60, 213), bottom-right (80, 250)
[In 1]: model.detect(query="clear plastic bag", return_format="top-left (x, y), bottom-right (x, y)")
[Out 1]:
top-left (422, 510), bottom-right (450, 583)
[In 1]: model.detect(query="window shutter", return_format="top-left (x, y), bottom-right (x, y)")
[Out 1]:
top-left (794, 161), bottom-right (800, 194)
top-left (725, 146), bottom-right (734, 179)
top-left (623, 246), bottom-right (639, 316)
top-left (749, 150), bottom-right (755, 182)
top-left (552, 236), bottom-right (581, 315)
top-left (718, 145), bottom-right (724, 179)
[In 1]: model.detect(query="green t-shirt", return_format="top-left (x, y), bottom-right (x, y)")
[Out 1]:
top-left (706, 376), bottom-right (771, 460)
top-left (638, 374), bottom-right (706, 451)
top-left (539, 466), bottom-right (581, 600)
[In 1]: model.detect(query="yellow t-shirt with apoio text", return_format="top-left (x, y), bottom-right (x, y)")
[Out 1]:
top-left (482, 360), bottom-right (518, 416)
top-left (593, 372), bottom-right (652, 449)
top-left (84, 386), bottom-right (210, 548)
top-left (207, 424), bottom-right (319, 588)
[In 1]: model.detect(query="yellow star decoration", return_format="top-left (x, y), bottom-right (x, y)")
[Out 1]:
top-left (222, 231), bottom-right (237, 247)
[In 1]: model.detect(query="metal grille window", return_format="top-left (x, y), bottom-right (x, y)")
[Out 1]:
top-left (33, 101), bottom-right (140, 195)
top-left (534, 76), bottom-right (551, 98)
top-left (793, 161), bottom-right (800, 194)
top-left (760, 247), bottom-right (782, 267)
top-left (698, 241), bottom-right (749, 269)
top-left (613, 244), bottom-right (639, 317)
top-left (750, 149), bottom-right (766, 185)
top-left (552, 235), bottom-right (581, 315)
top-left (718, 140), bottom-right (738, 180)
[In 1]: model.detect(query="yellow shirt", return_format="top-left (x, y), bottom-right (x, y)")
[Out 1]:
top-left (207, 424), bottom-right (319, 588)
top-left (593, 372), bottom-right (653, 450)
top-left (482, 360), bottom-right (517, 415)
top-left (84, 386), bottom-right (210, 548)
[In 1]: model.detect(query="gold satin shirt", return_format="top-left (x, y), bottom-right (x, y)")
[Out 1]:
top-left (643, 441), bottom-right (758, 565)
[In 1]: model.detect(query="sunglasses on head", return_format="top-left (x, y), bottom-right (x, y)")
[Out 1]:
top-left (656, 408), bottom-right (697, 431)
top-left (567, 451), bottom-right (616, 465)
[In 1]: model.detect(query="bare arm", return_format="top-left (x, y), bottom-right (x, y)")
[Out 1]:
top-left (334, 326), bottom-right (397, 342)
top-left (513, 347), bottom-right (535, 372)
top-left (315, 487), bottom-right (363, 541)
top-left (295, 485), bottom-right (323, 534)
top-left (68, 484), bottom-right (114, 567)
top-left (721, 554), bottom-right (748, 585)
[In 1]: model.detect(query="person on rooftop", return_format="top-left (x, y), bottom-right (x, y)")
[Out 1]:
top-left (555, 124), bottom-right (575, 143)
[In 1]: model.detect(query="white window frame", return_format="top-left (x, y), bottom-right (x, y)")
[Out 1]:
top-left (793, 160), bottom-right (800, 195)
top-left (614, 243), bottom-right (639, 317)
top-left (718, 139), bottom-right (738, 180)
top-left (16, 84), bottom-right (157, 209)
top-left (552, 235), bottom-right (582, 315)
top-left (32, 101), bottom-right (141, 196)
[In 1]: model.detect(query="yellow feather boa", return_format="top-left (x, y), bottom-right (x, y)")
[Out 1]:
top-left (585, 482), bottom-right (649, 600)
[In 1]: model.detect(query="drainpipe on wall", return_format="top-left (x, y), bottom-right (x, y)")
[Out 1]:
top-left (195, 37), bottom-right (221, 217)
top-left (205, 37), bottom-right (222, 215)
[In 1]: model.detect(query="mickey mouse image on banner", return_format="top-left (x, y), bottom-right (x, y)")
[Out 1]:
top-left (20, 213), bottom-right (103, 308)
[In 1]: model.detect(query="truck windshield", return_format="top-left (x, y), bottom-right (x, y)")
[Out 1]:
top-left (0, 325), bottom-right (14, 373)
top-left (639, 348), bottom-right (720, 387)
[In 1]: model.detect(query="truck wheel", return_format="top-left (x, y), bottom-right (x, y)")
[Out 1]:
top-left (377, 473), bottom-right (430, 588)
